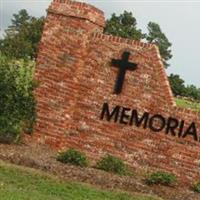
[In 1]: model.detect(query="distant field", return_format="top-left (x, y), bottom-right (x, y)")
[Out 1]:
top-left (0, 161), bottom-right (162, 200)
top-left (176, 98), bottom-right (200, 112)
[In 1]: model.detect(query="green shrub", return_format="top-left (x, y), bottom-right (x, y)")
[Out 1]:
top-left (146, 171), bottom-right (177, 186)
top-left (193, 182), bottom-right (200, 193)
top-left (0, 54), bottom-right (36, 143)
top-left (96, 154), bottom-right (129, 175)
top-left (57, 148), bottom-right (89, 167)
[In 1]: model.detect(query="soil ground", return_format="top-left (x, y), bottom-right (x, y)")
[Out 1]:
top-left (0, 139), bottom-right (199, 200)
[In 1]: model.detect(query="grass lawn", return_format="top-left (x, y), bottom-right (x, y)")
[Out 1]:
top-left (0, 161), bottom-right (162, 200)
top-left (175, 98), bottom-right (200, 112)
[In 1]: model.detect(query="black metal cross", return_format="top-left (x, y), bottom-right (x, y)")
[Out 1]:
top-left (111, 51), bottom-right (137, 94)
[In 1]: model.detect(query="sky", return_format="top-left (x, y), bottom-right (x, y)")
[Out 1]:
top-left (1, 0), bottom-right (200, 87)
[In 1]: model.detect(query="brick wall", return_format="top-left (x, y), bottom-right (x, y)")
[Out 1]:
top-left (34, 0), bottom-right (200, 183)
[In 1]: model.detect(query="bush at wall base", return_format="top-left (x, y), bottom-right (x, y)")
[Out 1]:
top-left (0, 133), bottom-right (19, 144)
top-left (0, 54), bottom-right (36, 144)
top-left (146, 171), bottom-right (177, 186)
top-left (193, 182), bottom-right (200, 193)
top-left (96, 154), bottom-right (130, 175)
top-left (57, 148), bottom-right (89, 167)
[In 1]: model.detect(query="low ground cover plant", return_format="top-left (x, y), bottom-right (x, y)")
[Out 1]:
top-left (146, 171), bottom-right (177, 186)
top-left (96, 154), bottom-right (131, 175)
top-left (57, 148), bottom-right (89, 167)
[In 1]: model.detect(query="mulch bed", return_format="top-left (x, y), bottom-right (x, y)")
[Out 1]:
top-left (0, 140), bottom-right (199, 200)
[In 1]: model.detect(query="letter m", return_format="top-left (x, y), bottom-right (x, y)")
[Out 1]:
top-left (130, 110), bottom-right (149, 128)
top-left (100, 103), bottom-right (120, 122)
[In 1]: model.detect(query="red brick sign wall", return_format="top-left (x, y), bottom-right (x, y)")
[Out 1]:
top-left (34, 0), bottom-right (200, 183)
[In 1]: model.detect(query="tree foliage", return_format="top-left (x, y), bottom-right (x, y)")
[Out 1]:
top-left (168, 74), bottom-right (186, 96)
top-left (0, 54), bottom-right (36, 143)
top-left (105, 11), bottom-right (172, 68)
top-left (146, 22), bottom-right (172, 68)
top-left (168, 74), bottom-right (200, 100)
top-left (104, 11), bottom-right (145, 40)
top-left (0, 9), bottom-right (44, 59)
top-left (8, 9), bottom-right (31, 33)
top-left (185, 85), bottom-right (200, 100)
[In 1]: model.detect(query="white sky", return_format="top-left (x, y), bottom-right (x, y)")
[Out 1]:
top-left (1, 0), bottom-right (200, 87)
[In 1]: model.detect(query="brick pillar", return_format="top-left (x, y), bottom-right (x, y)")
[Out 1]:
top-left (34, 0), bottom-right (105, 148)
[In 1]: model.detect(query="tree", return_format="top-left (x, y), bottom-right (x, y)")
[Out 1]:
top-left (105, 12), bottom-right (172, 68)
top-left (0, 9), bottom-right (45, 59)
top-left (7, 9), bottom-right (31, 34)
top-left (185, 85), bottom-right (200, 100)
top-left (146, 22), bottom-right (172, 68)
top-left (104, 11), bottom-right (145, 40)
top-left (168, 74), bottom-right (200, 101)
top-left (168, 74), bottom-right (186, 96)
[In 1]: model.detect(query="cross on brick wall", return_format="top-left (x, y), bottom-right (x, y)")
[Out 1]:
top-left (111, 52), bottom-right (137, 94)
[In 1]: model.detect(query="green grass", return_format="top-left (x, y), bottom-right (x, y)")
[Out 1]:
top-left (0, 161), bottom-right (162, 200)
top-left (176, 98), bottom-right (200, 112)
